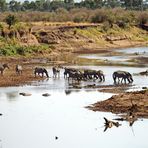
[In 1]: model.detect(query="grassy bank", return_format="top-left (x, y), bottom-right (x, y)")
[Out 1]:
top-left (0, 21), bottom-right (147, 57)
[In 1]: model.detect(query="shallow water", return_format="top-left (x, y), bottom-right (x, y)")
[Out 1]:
top-left (78, 46), bottom-right (148, 64)
top-left (0, 65), bottom-right (148, 148)
top-left (78, 54), bottom-right (129, 61)
top-left (118, 46), bottom-right (148, 55)
top-left (0, 47), bottom-right (148, 148)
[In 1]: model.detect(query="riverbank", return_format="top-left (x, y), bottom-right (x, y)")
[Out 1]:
top-left (0, 44), bottom-right (147, 87)
top-left (0, 22), bottom-right (147, 87)
top-left (88, 89), bottom-right (148, 118)
top-left (0, 64), bottom-right (47, 87)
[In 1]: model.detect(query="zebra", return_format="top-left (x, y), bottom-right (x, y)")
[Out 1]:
top-left (52, 66), bottom-right (60, 78)
top-left (0, 63), bottom-right (9, 75)
top-left (34, 67), bottom-right (49, 78)
top-left (113, 70), bottom-right (133, 84)
top-left (16, 65), bottom-right (23, 75)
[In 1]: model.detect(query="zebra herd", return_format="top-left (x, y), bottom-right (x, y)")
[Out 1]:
top-left (63, 68), bottom-right (105, 82)
top-left (52, 66), bottom-right (133, 84)
top-left (0, 63), bottom-right (134, 84)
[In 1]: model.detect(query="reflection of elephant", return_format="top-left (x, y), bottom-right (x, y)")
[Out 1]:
top-left (113, 70), bottom-right (133, 84)
top-left (34, 67), bottom-right (49, 78)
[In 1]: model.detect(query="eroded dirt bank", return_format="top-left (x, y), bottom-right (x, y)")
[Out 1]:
top-left (32, 23), bottom-right (148, 55)
top-left (88, 89), bottom-right (148, 118)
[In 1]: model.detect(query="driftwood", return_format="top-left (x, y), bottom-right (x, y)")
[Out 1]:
top-left (103, 117), bottom-right (121, 132)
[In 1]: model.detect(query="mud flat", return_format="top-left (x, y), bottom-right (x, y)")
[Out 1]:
top-left (0, 65), bottom-right (47, 87)
top-left (88, 89), bottom-right (148, 118)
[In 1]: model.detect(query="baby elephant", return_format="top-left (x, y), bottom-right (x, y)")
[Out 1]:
top-left (16, 65), bottom-right (23, 75)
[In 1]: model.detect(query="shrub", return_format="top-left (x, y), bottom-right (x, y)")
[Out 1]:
top-left (16, 47), bottom-right (25, 55)
top-left (91, 10), bottom-right (108, 23)
top-left (137, 12), bottom-right (148, 25)
top-left (5, 14), bottom-right (18, 29)
top-left (102, 21), bottom-right (111, 32)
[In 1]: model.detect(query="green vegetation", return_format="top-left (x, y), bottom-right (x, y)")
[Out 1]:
top-left (0, 5), bottom-right (147, 57)
top-left (0, 43), bottom-right (52, 56)
top-left (76, 25), bottom-right (148, 42)
top-left (0, 8), bottom-right (147, 27)
top-left (5, 14), bottom-right (17, 29)
top-left (0, 0), bottom-right (147, 12)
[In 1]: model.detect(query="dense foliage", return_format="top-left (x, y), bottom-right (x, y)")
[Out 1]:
top-left (0, 8), bottom-right (147, 27)
top-left (0, 0), bottom-right (147, 12)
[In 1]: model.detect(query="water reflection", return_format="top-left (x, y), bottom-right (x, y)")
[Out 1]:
top-left (65, 90), bottom-right (71, 95)
top-left (0, 84), bottom-right (148, 148)
top-left (5, 92), bottom-right (19, 101)
top-left (103, 117), bottom-right (121, 132)
top-left (78, 46), bottom-right (148, 66)
top-left (118, 47), bottom-right (148, 54)
top-left (0, 47), bottom-right (148, 148)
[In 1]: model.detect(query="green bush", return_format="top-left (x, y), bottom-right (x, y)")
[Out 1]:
top-left (5, 14), bottom-right (18, 29)
top-left (16, 47), bottom-right (25, 55)
top-left (0, 44), bottom-right (51, 56)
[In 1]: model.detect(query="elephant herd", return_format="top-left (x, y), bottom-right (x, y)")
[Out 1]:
top-left (0, 63), bottom-right (134, 84)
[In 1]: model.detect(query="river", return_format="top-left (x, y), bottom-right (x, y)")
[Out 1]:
top-left (0, 47), bottom-right (148, 148)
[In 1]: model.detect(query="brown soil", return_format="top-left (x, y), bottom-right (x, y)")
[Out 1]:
top-left (0, 64), bottom-right (47, 87)
top-left (31, 23), bottom-right (148, 56)
top-left (88, 90), bottom-right (148, 118)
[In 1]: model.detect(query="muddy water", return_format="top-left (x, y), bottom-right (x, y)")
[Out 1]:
top-left (0, 47), bottom-right (148, 148)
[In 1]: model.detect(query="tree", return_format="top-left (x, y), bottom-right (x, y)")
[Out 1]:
top-left (0, 0), bottom-right (7, 12)
top-left (64, 0), bottom-right (74, 10)
top-left (9, 0), bottom-right (22, 11)
top-left (104, 0), bottom-right (121, 8)
top-left (29, 1), bottom-right (37, 10)
top-left (120, 0), bottom-right (145, 10)
top-left (5, 14), bottom-right (18, 29)
top-left (94, 0), bottom-right (104, 8)
top-left (42, 0), bottom-right (51, 11)
top-left (50, 0), bottom-right (65, 11)
top-left (22, 0), bottom-right (30, 11)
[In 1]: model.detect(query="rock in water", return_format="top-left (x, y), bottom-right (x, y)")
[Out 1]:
top-left (42, 93), bottom-right (50, 97)
top-left (19, 93), bottom-right (32, 96)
